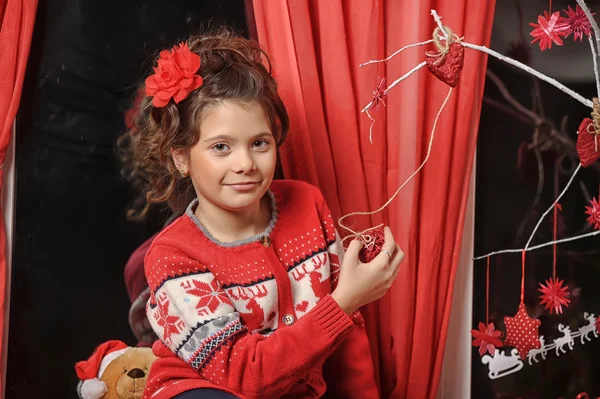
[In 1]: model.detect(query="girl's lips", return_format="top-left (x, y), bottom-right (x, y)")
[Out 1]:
top-left (226, 182), bottom-right (260, 191)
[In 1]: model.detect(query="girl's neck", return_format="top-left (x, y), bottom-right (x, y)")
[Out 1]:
top-left (193, 193), bottom-right (272, 243)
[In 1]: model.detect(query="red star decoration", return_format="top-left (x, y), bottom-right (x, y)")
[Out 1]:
top-left (596, 317), bottom-right (600, 334)
top-left (368, 77), bottom-right (387, 111)
top-left (471, 322), bottom-right (504, 356)
top-left (504, 303), bottom-right (542, 359)
top-left (183, 278), bottom-right (233, 314)
top-left (585, 197), bottom-right (600, 230)
top-left (539, 277), bottom-right (570, 314)
top-left (529, 11), bottom-right (570, 51)
top-left (563, 5), bottom-right (594, 42)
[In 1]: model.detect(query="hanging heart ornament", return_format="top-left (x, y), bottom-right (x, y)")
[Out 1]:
top-left (576, 98), bottom-right (600, 168)
top-left (425, 26), bottom-right (465, 88)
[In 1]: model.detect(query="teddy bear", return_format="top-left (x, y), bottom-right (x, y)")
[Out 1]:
top-left (75, 340), bottom-right (157, 399)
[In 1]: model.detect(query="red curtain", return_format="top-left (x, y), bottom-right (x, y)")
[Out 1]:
top-left (0, 0), bottom-right (37, 393)
top-left (251, 1), bottom-right (495, 397)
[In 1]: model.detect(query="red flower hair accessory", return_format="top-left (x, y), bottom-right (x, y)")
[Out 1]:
top-left (145, 42), bottom-right (203, 107)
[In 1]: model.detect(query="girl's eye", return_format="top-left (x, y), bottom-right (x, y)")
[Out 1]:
top-left (212, 143), bottom-right (230, 152)
top-left (253, 139), bottom-right (270, 149)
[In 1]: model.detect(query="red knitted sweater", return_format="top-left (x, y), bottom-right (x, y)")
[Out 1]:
top-left (143, 180), bottom-right (378, 399)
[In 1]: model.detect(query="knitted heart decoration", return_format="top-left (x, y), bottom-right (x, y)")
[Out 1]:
top-left (426, 42), bottom-right (465, 88)
top-left (576, 117), bottom-right (600, 167)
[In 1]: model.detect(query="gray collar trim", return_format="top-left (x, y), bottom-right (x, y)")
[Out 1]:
top-left (185, 190), bottom-right (278, 248)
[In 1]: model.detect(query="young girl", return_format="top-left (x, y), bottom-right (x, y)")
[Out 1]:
top-left (133, 30), bottom-right (404, 399)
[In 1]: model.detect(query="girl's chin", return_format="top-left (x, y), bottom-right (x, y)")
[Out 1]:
top-left (219, 196), bottom-right (265, 212)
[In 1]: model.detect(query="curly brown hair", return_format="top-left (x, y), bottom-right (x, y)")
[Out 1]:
top-left (120, 28), bottom-right (289, 220)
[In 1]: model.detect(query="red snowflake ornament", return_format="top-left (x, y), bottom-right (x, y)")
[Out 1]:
top-left (539, 277), bottom-right (571, 314)
top-left (585, 197), bottom-right (600, 230)
top-left (563, 5), bottom-right (594, 42)
top-left (471, 322), bottom-right (504, 356)
top-left (529, 11), bottom-right (570, 51)
top-left (369, 77), bottom-right (387, 111)
top-left (504, 303), bottom-right (542, 359)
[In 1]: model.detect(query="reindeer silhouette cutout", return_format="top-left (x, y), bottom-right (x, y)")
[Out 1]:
top-left (554, 324), bottom-right (575, 355)
top-left (579, 312), bottom-right (598, 344)
top-left (527, 335), bottom-right (548, 365)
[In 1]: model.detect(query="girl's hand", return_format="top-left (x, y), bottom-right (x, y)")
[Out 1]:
top-left (331, 226), bottom-right (404, 314)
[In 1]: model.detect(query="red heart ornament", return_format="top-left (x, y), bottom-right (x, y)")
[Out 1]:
top-left (576, 118), bottom-right (600, 167)
top-left (426, 42), bottom-right (465, 88)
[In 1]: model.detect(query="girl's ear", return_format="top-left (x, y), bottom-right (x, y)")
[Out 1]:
top-left (171, 149), bottom-right (189, 176)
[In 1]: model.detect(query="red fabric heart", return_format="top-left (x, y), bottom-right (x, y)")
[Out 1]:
top-left (576, 118), bottom-right (600, 167)
top-left (426, 42), bottom-right (465, 88)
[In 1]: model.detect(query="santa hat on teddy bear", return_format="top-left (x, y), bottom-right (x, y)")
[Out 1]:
top-left (75, 340), bottom-right (130, 399)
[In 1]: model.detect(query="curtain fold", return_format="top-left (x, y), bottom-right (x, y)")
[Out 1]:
top-left (0, 0), bottom-right (37, 393)
top-left (253, 1), bottom-right (495, 397)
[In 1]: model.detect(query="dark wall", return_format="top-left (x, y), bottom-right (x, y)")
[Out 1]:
top-left (7, 2), bottom-right (248, 397)
top-left (473, 57), bottom-right (600, 398)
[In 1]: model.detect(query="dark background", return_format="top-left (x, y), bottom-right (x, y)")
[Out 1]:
top-left (474, 62), bottom-right (600, 399)
top-left (7, 1), bottom-right (248, 397)
top-left (473, 26), bottom-right (600, 399)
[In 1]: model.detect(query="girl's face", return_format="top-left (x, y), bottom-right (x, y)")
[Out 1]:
top-left (173, 100), bottom-right (277, 213)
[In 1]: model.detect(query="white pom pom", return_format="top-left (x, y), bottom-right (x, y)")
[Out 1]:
top-left (80, 378), bottom-right (108, 399)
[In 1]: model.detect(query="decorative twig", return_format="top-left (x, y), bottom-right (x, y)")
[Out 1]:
top-left (588, 35), bottom-right (600, 100)
top-left (473, 230), bottom-right (600, 260)
top-left (363, 24), bottom-right (593, 113)
top-left (361, 61), bottom-right (427, 113)
top-left (386, 61), bottom-right (428, 93)
top-left (430, 10), bottom-right (449, 38)
top-left (361, 8), bottom-right (593, 147)
top-left (524, 163), bottom-right (583, 249)
top-left (461, 41), bottom-right (594, 108)
top-left (576, 0), bottom-right (600, 55)
top-left (359, 40), bottom-right (433, 68)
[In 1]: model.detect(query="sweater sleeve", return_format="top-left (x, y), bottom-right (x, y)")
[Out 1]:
top-left (315, 189), bottom-right (380, 398)
top-left (322, 236), bottom-right (380, 398)
top-left (145, 244), bottom-right (354, 399)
